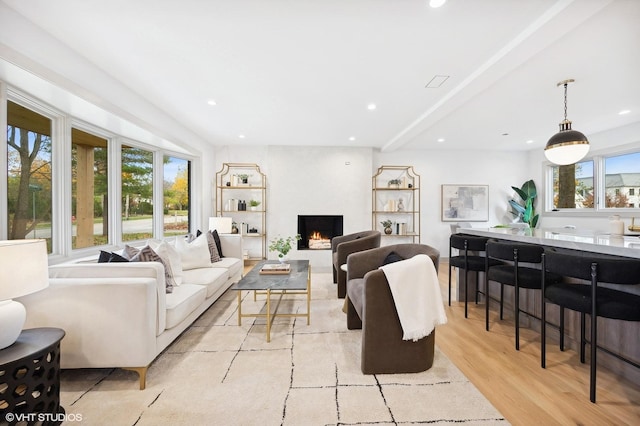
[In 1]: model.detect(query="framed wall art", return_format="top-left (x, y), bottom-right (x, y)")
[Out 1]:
top-left (441, 184), bottom-right (489, 222)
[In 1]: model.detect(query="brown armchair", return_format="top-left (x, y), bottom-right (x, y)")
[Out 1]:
top-left (331, 230), bottom-right (381, 298)
top-left (346, 243), bottom-right (440, 374)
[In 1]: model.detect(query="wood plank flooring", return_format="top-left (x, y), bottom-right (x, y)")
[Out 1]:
top-left (436, 260), bottom-right (640, 425)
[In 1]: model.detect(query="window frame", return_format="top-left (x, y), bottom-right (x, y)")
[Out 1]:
top-left (544, 145), bottom-right (640, 216)
top-left (3, 83), bottom-right (201, 260)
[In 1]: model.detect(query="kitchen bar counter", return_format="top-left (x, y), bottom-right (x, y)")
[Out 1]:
top-left (455, 226), bottom-right (640, 385)
top-left (460, 227), bottom-right (640, 259)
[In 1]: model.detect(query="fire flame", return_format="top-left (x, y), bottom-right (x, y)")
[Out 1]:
top-left (310, 231), bottom-right (324, 240)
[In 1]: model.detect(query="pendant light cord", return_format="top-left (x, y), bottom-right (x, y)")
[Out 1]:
top-left (563, 83), bottom-right (568, 121)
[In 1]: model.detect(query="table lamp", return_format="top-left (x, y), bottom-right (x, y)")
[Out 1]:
top-left (0, 239), bottom-right (49, 350)
top-left (209, 217), bottom-right (232, 234)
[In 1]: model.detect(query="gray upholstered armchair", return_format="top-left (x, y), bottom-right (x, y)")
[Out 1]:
top-left (331, 230), bottom-right (381, 298)
top-left (346, 243), bottom-right (440, 374)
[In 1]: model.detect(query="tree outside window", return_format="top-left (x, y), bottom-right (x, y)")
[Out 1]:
top-left (121, 146), bottom-right (154, 241)
top-left (163, 156), bottom-right (190, 236)
top-left (6, 101), bottom-right (53, 252)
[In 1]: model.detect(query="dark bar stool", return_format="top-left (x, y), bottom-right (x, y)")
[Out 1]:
top-left (485, 241), bottom-right (562, 350)
top-left (541, 250), bottom-right (640, 403)
top-left (449, 234), bottom-right (501, 318)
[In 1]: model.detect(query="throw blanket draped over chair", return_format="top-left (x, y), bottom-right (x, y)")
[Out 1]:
top-left (379, 254), bottom-right (447, 341)
top-left (346, 243), bottom-right (442, 374)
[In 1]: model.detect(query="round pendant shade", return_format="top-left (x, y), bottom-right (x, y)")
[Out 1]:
top-left (544, 129), bottom-right (590, 165)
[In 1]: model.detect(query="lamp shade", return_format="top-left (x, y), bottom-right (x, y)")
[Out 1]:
top-left (544, 128), bottom-right (590, 166)
top-left (0, 239), bottom-right (49, 300)
top-left (545, 80), bottom-right (590, 165)
top-left (0, 239), bottom-right (49, 349)
top-left (209, 217), bottom-right (232, 234)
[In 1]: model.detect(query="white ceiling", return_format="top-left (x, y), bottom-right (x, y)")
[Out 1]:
top-left (2, 0), bottom-right (639, 153)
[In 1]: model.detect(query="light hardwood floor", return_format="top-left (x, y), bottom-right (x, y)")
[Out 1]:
top-left (436, 260), bottom-right (640, 425)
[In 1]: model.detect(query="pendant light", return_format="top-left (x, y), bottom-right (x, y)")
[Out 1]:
top-left (544, 79), bottom-right (589, 165)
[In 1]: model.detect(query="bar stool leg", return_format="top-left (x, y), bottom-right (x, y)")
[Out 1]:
top-left (485, 269), bottom-right (490, 331)
top-left (541, 298), bottom-right (547, 368)
top-left (499, 283), bottom-right (504, 320)
top-left (559, 307), bottom-right (565, 351)
top-left (580, 312), bottom-right (586, 363)
top-left (448, 256), bottom-right (453, 306)
top-left (515, 282), bottom-right (520, 351)
top-left (464, 268), bottom-right (469, 318)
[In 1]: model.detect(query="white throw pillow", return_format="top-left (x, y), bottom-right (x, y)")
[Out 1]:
top-left (174, 233), bottom-right (212, 270)
top-left (147, 239), bottom-right (184, 286)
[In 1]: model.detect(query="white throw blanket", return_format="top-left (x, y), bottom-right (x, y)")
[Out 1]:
top-left (379, 254), bottom-right (448, 341)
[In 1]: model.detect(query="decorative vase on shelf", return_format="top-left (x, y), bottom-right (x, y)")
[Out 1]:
top-left (384, 227), bottom-right (392, 235)
top-left (609, 214), bottom-right (624, 236)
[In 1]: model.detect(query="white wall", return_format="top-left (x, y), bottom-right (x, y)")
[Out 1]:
top-left (374, 149), bottom-right (531, 256)
top-left (214, 145), bottom-right (372, 270)
top-left (215, 145), bottom-right (531, 264)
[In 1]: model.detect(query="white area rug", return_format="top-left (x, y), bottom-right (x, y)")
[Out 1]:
top-left (59, 272), bottom-right (508, 425)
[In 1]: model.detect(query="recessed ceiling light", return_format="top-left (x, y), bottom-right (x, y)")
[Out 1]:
top-left (349, 136), bottom-right (356, 141)
top-left (207, 99), bottom-right (217, 106)
top-left (619, 109), bottom-right (631, 115)
top-left (526, 140), bottom-right (534, 144)
top-left (238, 134), bottom-right (245, 139)
top-left (429, 0), bottom-right (447, 8)
top-left (502, 133), bottom-right (509, 136)
top-left (437, 138), bottom-right (445, 143)
top-left (367, 103), bottom-right (377, 110)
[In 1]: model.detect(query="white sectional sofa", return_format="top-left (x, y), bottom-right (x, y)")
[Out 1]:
top-left (18, 234), bottom-right (243, 389)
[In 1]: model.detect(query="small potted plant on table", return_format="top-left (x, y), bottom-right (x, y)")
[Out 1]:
top-left (269, 234), bottom-right (301, 263)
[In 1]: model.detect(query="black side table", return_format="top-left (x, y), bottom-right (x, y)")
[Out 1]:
top-left (0, 328), bottom-right (65, 426)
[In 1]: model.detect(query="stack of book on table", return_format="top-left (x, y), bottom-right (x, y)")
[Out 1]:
top-left (259, 263), bottom-right (291, 274)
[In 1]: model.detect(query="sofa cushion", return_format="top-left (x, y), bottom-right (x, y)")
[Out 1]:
top-left (182, 267), bottom-right (229, 298)
top-left (174, 233), bottom-right (211, 270)
top-left (210, 257), bottom-right (242, 278)
top-left (147, 239), bottom-right (184, 286)
top-left (192, 230), bottom-right (222, 262)
top-left (206, 231), bottom-right (221, 262)
top-left (98, 250), bottom-right (129, 263)
top-left (165, 284), bottom-right (207, 330)
top-left (383, 251), bottom-right (404, 265)
top-left (212, 229), bottom-right (224, 257)
top-left (125, 245), bottom-right (175, 293)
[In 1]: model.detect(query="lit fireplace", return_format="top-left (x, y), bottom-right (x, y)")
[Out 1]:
top-left (308, 231), bottom-right (331, 250)
top-left (297, 215), bottom-right (343, 250)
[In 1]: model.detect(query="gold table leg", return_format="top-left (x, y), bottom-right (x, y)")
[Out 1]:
top-left (266, 288), bottom-right (271, 342)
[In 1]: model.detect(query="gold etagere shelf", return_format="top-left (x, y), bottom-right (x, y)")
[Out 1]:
top-left (372, 165), bottom-right (420, 244)
top-left (215, 163), bottom-right (267, 261)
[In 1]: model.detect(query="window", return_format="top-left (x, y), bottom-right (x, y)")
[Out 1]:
top-left (547, 150), bottom-right (640, 212)
top-left (163, 156), bottom-right (190, 236)
top-left (604, 152), bottom-right (640, 208)
top-left (71, 128), bottom-right (109, 248)
top-left (6, 101), bottom-right (53, 251)
top-left (550, 160), bottom-right (594, 209)
top-left (121, 145), bottom-right (154, 241)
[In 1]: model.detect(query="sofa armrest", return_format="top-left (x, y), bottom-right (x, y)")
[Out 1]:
top-left (219, 234), bottom-right (243, 259)
top-left (49, 262), bottom-right (167, 329)
top-left (18, 275), bottom-right (160, 369)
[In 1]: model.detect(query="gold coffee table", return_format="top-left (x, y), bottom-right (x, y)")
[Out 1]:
top-left (231, 260), bottom-right (311, 342)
